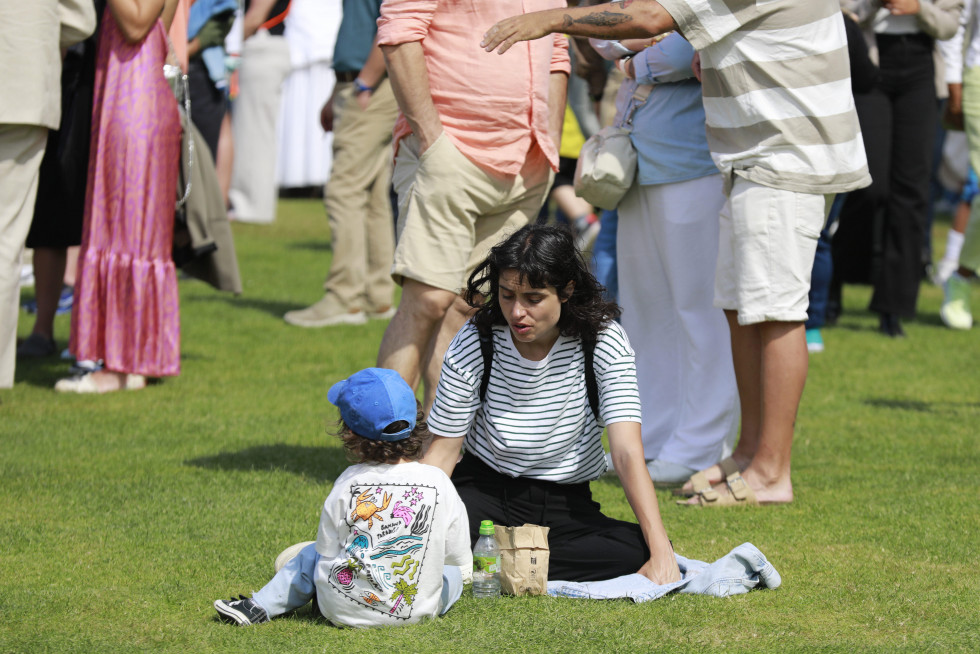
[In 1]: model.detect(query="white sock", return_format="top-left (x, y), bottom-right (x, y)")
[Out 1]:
top-left (942, 230), bottom-right (965, 267)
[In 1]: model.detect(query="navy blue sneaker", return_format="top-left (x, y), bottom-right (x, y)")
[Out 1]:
top-left (214, 595), bottom-right (269, 626)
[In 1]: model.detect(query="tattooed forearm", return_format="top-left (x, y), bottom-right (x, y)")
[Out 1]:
top-left (561, 11), bottom-right (634, 29)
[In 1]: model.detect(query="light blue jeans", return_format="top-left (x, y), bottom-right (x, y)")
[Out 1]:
top-left (547, 542), bottom-right (780, 602)
top-left (252, 543), bottom-right (463, 619)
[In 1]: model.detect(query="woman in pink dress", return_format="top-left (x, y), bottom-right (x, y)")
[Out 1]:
top-left (56, 0), bottom-right (183, 393)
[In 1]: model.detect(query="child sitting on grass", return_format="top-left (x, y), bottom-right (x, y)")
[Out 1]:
top-left (214, 368), bottom-right (472, 627)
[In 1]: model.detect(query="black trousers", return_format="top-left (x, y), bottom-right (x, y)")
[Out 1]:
top-left (188, 57), bottom-right (228, 162)
top-left (833, 32), bottom-right (936, 318)
top-left (452, 455), bottom-right (649, 582)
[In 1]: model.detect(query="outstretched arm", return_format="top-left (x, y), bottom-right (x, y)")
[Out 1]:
top-left (483, 0), bottom-right (676, 55)
top-left (607, 420), bottom-right (681, 585)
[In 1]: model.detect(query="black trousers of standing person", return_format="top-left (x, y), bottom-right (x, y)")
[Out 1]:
top-left (452, 454), bottom-right (650, 582)
top-left (833, 32), bottom-right (937, 320)
top-left (188, 57), bottom-right (228, 161)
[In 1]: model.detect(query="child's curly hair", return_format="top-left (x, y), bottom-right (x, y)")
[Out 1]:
top-left (337, 401), bottom-right (431, 464)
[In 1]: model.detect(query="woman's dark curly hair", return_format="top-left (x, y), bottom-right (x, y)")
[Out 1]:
top-left (336, 402), bottom-right (431, 465)
top-left (464, 223), bottom-right (620, 340)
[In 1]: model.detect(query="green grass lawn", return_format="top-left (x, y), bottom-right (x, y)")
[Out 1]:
top-left (3, 198), bottom-right (978, 653)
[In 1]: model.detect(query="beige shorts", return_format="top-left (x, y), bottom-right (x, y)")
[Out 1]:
top-left (390, 133), bottom-right (552, 293)
top-left (714, 177), bottom-right (832, 325)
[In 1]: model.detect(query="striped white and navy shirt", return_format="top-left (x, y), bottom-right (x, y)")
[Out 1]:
top-left (427, 321), bottom-right (641, 484)
top-left (658, 0), bottom-right (872, 195)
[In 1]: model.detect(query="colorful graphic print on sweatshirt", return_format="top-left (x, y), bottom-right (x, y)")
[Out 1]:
top-left (328, 483), bottom-right (438, 620)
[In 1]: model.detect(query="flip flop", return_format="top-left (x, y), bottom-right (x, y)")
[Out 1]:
top-left (672, 456), bottom-right (741, 497)
top-left (678, 471), bottom-right (759, 507)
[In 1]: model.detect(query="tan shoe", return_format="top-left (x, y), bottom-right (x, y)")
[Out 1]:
top-left (366, 305), bottom-right (396, 321)
top-left (283, 295), bottom-right (366, 328)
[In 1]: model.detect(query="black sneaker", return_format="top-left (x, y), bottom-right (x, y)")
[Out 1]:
top-left (214, 595), bottom-right (269, 626)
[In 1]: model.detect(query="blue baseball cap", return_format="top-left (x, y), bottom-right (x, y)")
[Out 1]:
top-left (327, 368), bottom-right (417, 441)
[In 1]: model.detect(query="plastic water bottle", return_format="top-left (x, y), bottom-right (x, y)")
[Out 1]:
top-left (472, 519), bottom-right (501, 598)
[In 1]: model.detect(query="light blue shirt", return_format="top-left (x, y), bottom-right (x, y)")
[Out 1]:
top-left (594, 34), bottom-right (718, 186)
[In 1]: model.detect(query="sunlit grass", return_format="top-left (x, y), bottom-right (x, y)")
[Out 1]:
top-left (3, 200), bottom-right (978, 652)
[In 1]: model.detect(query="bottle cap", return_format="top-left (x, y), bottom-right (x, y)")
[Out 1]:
top-left (479, 519), bottom-right (495, 535)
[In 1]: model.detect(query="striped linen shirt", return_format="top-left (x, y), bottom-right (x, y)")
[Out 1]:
top-left (657, 0), bottom-right (872, 195)
top-left (427, 321), bottom-right (642, 484)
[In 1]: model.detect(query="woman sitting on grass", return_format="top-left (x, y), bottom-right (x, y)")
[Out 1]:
top-left (423, 223), bottom-right (680, 584)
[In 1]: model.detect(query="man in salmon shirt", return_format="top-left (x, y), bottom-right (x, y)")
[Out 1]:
top-left (375, 0), bottom-right (570, 411)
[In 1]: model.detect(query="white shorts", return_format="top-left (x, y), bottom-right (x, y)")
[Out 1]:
top-left (714, 178), bottom-right (831, 325)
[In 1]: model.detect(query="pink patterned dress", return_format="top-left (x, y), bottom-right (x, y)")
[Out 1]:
top-left (70, 12), bottom-right (182, 377)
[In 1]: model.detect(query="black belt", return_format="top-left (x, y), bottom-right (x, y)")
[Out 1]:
top-left (335, 70), bottom-right (359, 83)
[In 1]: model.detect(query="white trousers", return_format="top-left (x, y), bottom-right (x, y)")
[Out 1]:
top-left (0, 125), bottom-right (47, 388)
top-left (229, 30), bottom-right (292, 223)
top-left (617, 175), bottom-right (739, 470)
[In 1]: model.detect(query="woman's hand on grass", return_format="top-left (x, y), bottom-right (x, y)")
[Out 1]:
top-left (638, 545), bottom-right (681, 585)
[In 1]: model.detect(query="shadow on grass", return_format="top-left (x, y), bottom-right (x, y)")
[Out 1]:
top-left (286, 240), bottom-right (331, 253)
top-left (863, 397), bottom-right (980, 413)
top-left (183, 294), bottom-right (299, 318)
top-left (13, 356), bottom-right (72, 388)
top-left (864, 398), bottom-right (933, 412)
top-left (14, 350), bottom-right (208, 390)
top-left (186, 444), bottom-right (348, 482)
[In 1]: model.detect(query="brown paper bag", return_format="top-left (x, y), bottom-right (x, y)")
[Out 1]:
top-left (494, 524), bottom-right (550, 596)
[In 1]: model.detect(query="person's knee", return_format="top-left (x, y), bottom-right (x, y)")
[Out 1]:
top-left (398, 280), bottom-right (457, 325)
top-left (439, 565), bottom-right (464, 615)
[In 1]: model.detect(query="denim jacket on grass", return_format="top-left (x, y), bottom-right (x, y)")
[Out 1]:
top-left (547, 542), bottom-right (781, 602)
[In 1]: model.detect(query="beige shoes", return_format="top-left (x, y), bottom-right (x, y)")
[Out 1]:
top-left (54, 372), bottom-right (146, 394)
top-left (284, 294), bottom-right (395, 328)
top-left (673, 456), bottom-right (741, 498)
top-left (681, 471), bottom-right (759, 507)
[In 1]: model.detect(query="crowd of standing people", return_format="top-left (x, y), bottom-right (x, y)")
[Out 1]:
top-left (3, 0), bottom-right (978, 624)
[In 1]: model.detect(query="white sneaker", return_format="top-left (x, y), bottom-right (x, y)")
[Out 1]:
top-left (940, 273), bottom-right (974, 330)
top-left (54, 372), bottom-right (145, 393)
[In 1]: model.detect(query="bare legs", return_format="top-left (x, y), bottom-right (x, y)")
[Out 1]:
top-left (685, 312), bottom-right (804, 504)
top-left (29, 247), bottom-right (67, 341)
top-left (28, 246), bottom-right (78, 342)
top-left (216, 112), bottom-right (233, 209)
top-left (377, 278), bottom-right (457, 407)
